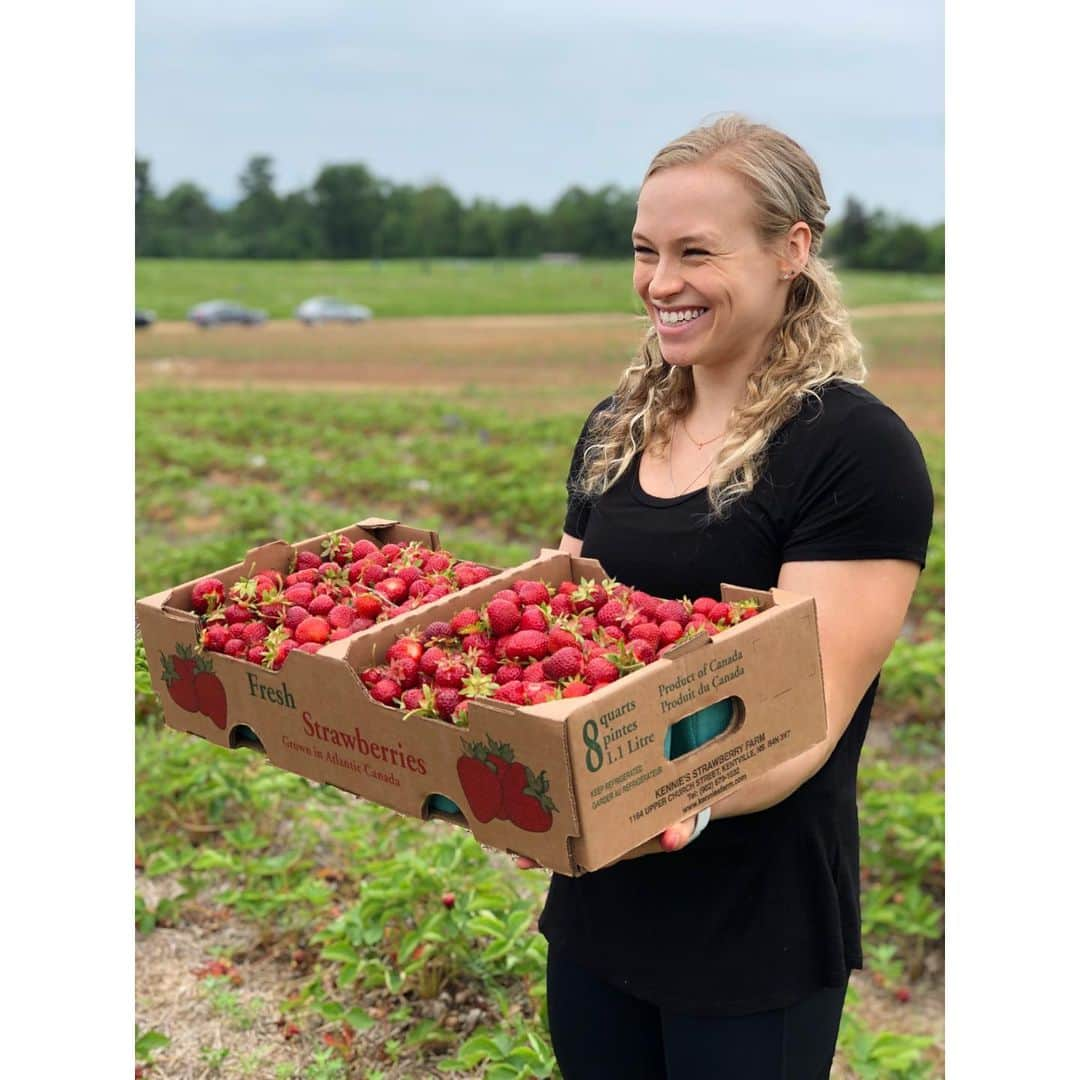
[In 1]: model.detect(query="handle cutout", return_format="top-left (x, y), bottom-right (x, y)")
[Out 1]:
top-left (229, 724), bottom-right (265, 753)
top-left (663, 697), bottom-right (745, 761)
top-left (425, 793), bottom-right (465, 820)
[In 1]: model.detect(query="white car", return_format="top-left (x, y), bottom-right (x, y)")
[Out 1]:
top-left (295, 297), bottom-right (373, 325)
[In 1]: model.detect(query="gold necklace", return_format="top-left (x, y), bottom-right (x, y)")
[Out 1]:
top-left (680, 415), bottom-right (727, 449)
top-left (667, 425), bottom-right (717, 497)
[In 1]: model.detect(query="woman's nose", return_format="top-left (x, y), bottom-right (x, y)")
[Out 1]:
top-left (649, 258), bottom-right (684, 300)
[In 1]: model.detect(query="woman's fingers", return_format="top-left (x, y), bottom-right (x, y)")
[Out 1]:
top-left (658, 814), bottom-right (698, 853)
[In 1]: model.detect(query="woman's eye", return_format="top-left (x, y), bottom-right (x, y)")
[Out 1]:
top-left (633, 245), bottom-right (654, 255)
top-left (684, 249), bottom-right (709, 257)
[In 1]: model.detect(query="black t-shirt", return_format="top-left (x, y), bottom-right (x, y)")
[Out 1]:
top-left (537, 380), bottom-right (934, 1016)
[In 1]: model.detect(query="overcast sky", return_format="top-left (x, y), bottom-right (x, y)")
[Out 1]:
top-left (136, 0), bottom-right (943, 225)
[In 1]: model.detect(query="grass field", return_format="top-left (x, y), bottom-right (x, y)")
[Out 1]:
top-left (135, 290), bottom-right (944, 1078)
top-left (136, 258), bottom-right (945, 320)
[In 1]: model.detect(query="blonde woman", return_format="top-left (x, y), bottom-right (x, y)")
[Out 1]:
top-left (520, 115), bottom-right (934, 1078)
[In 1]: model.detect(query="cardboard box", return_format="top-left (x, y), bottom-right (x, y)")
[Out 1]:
top-left (138, 541), bottom-right (827, 877)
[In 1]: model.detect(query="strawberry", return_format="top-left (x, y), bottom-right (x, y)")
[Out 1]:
top-left (376, 577), bottom-right (408, 604)
top-left (351, 617), bottom-right (375, 633)
top-left (548, 593), bottom-right (573, 617)
top-left (247, 645), bottom-right (267, 665)
top-left (242, 621), bottom-right (269, 645)
top-left (584, 656), bottom-right (619, 686)
top-left (370, 678), bottom-right (402, 706)
top-left (708, 601), bottom-right (733, 626)
top-left (299, 641), bottom-right (324, 653)
top-left (542, 646), bottom-right (583, 681)
top-left (658, 620), bottom-right (685, 645)
top-left (503, 630), bottom-right (550, 662)
top-left (484, 598), bottom-right (521, 636)
top-left (494, 663), bottom-right (523, 685)
top-left (422, 620), bottom-right (453, 642)
top-left (201, 624), bottom-right (230, 652)
top-left (308, 594), bottom-right (335, 618)
top-left (523, 681), bottom-right (558, 705)
top-left (515, 580), bottom-right (551, 606)
top-left (435, 658), bottom-right (469, 689)
top-left (548, 625), bottom-right (581, 652)
top-left (629, 638), bottom-right (656, 665)
top-left (460, 670), bottom-right (499, 701)
top-left (501, 761), bottom-right (556, 831)
top-left (267, 637), bottom-right (299, 671)
top-left (419, 646), bottom-right (447, 678)
top-left (450, 608), bottom-right (484, 636)
top-left (408, 578), bottom-right (432, 598)
top-left (460, 632), bottom-right (494, 655)
top-left (441, 892), bottom-right (456, 910)
top-left (628, 622), bottom-right (662, 651)
top-left (283, 583), bottom-right (315, 607)
top-left (454, 563), bottom-right (491, 587)
top-left (192, 654), bottom-right (228, 729)
top-left (352, 539), bottom-right (379, 562)
top-left (738, 604), bottom-right (760, 621)
top-left (295, 550), bottom-right (322, 570)
top-left (630, 590), bottom-right (659, 617)
top-left (492, 589), bottom-right (522, 608)
top-left (493, 680), bottom-right (526, 705)
top-left (224, 639), bottom-right (246, 658)
top-left (360, 665), bottom-right (387, 689)
top-left (284, 605), bottom-right (309, 631)
top-left (388, 634), bottom-right (424, 663)
top-left (223, 603), bottom-right (251, 624)
top-left (226, 622), bottom-right (248, 641)
top-left (191, 577), bottom-right (225, 614)
top-left (327, 604), bottom-right (355, 629)
top-left (519, 605), bottom-right (549, 633)
top-left (434, 687), bottom-right (462, 720)
top-left (401, 687), bottom-right (425, 711)
top-left (160, 648), bottom-right (199, 712)
top-left (560, 678), bottom-right (592, 698)
top-left (521, 661), bottom-right (546, 683)
top-left (472, 652), bottom-right (500, 675)
top-left (596, 600), bottom-right (625, 627)
top-left (655, 599), bottom-right (690, 627)
top-left (360, 563), bottom-right (387, 587)
top-left (353, 592), bottom-right (383, 620)
top-left (578, 615), bottom-right (599, 638)
top-left (396, 565), bottom-right (422, 588)
top-left (296, 616), bottom-right (331, 645)
top-left (328, 628), bottom-right (352, 642)
top-left (423, 552), bottom-right (452, 573)
top-left (389, 656), bottom-right (421, 689)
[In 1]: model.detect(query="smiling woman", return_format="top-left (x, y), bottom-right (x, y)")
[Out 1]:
top-left (531, 114), bottom-right (934, 1080)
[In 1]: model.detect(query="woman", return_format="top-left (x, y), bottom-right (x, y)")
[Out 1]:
top-left (518, 114), bottom-right (934, 1078)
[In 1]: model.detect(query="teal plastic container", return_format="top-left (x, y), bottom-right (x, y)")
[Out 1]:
top-left (664, 699), bottom-right (734, 760)
top-left (429, 794), bottom-right (462, 815)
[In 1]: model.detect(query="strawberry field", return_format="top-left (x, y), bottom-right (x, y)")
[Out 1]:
top-left (136, 294), bottom-right (945, 1078)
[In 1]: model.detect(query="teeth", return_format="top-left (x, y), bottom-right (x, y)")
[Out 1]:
top-left (658, 308), bottom-right (706, 325)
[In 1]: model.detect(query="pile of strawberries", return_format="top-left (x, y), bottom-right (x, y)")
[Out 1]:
top-left (360, 576), bottom-right (760, 723)
top-left (190, 533), bottom-right (493, 671)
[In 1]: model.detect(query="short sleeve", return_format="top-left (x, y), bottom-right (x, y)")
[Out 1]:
top-left (780, 402), bottom-right (934, 568)
top-left (564, 398), bottom-right (613, 540)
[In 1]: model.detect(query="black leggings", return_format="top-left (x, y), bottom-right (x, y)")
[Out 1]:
top-left (546, 945), bottom-right (847, 1080)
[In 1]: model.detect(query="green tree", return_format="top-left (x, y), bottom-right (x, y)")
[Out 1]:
top-left (824, 196), bottom-right (872, 263)
top-left (311, 163), bottom-right (384, 258)
top-left (231, 155), bottom-right (283, 257)
top-left (135, 157), bottom-right (161, 256)
top-left (158, 181), bottom-right (222, 256)
top-left (501, 203), bottom-right (547, 256)
top-left (461, 198), bottom-right (505, 257)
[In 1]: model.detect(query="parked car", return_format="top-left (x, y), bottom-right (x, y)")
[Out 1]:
top-left (187, 300), bottom-right (268, 328)
top-left (135, 308), bottom-right (156, 329)
top-left (295, 296), bottom-right (373, 325)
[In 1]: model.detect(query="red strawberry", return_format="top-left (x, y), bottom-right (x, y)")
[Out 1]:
top-left (435, 658), bottom-right (469, 689)
top-left (423, 552), bottom-right (452, 573)
top-left (283, 583), bottom-right (315, 607)
top-left (596, 600), bottom-right (625, 627)
top-left (501, 761), bottom-right (556, 831)
top-left (390, 656), bottom-right (421, 689)
top-left (549, 593), bottom-right (573, 617)
top-left (242, 621), bottom-right (269, 645)
top-left (560, 678), bottom-right (592, 698)
top-left (299, 641), bottom-right (324, 653)
top-left (454, 563), bottom-right (491, 587)
top-left (296, 549), bottom-right (323, 570)
top-left (515, 580), bottom-right (551, 606)
top-left (542, 646), bottom-right (583, 680)
top-left (495, 663), bottom-right (523, 685)
top-left (360, 666), bottom-right (386, 689)
top-left (226, 622), bottom-right (248, 641)
top-left (584, 656), bottom-right (619, 686)
top-left (351, 539), bottom-right (379, 562)
top-left (485, 598), bottom-right (521, 636)
top-left (628, 622), bottom-right (662, 651)
top-left (419, 646), bottom-right (447, 678)
top-left (493, 680), bottom-right (526, 705)
top-left (201, 624), bottom-right (230, 653)
top-left (325, 604), bottom-right (353, 630)
top-left (401, 687), bottom-right (425, 711)
top-left (376, 577), bottom-right (408, 604)
top-left (629, 638), bottom-right (656, 665)
top-left (630, 590), bottom-right (659, 617)
top-left (284, 605), bottom-right (309, 631)
top-left (192, 655), bottom-right (228, 729)
top-left (360, 563), bottom-right (388, 586)
top-left (708, 601), bottom-right (733, 625)
top-left (504, 630), bottom-right (550, 662)
top-left (441, 892), bottom-right (456, 909)
top-left (296, 616), bottom-right (331, 645)
top-left (223, 603), bottom-right (251, 624)
top-left (434, 687), bottom-right (462, 720)
top-left (351, 617), bottom-right (375, 633)
top-left (738, 604), bottom-right (760, 621)
top-left (371, 678), bottom-right (402, 706)
top-left (191, 577), bottom-right (225, 614)
top-left (247, 645), bottom-right (267, 665)
top-left (422, 621), bottom-right (453, 643)
top-left (523, 681), bottom-right (558, 705)
top-left (691, 596), bottom-right (715, 615)
top-left (655, 599), bottom-right (690, 626)
top-left (450, 608), bottom-right (484, 636)
top-left (519, 605), bottom-right (549, 633)
top-left (353, 592), bottom-right (384, 620)
top-left (160, 648), bottom-right (199, 712)
top-left (460, 632), bottom-right (494, 655)
top-left (658, 620), bottom-right (685, 645)
top-left (492, 589), bottom-right (521, 608)
top-left (521, 660), bottom-right (546, 683)
top-left (308, 594), bottom-right (335, 618)
top-left (456, 749), bottom-right (505, 822)
top-left (548, 625), bottom-right (581, 652)
top-left (328, 628), bottom-right (352, 642)
top-left (224, 639), bottom-right (246, 658)
top-left (578, 615), bottom-right (599, 638)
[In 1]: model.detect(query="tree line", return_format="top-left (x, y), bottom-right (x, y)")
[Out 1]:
top-left (136, 156), bottom-right (943, 272)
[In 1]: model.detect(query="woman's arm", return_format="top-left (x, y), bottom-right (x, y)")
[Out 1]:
top-left (558, 532), bottom-right (584, 557)
top-left (648, 557), bottom-right (920, 853)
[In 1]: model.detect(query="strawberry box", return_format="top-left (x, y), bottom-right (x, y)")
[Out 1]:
top-left (139, 537), bottom-right (827, 877)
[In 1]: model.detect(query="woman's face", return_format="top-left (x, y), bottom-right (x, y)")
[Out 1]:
top-left (632, 162), bottom-right (797, 372)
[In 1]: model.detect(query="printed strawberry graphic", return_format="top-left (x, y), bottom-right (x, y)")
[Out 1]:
top-left (192, 653), bottom-right (228, 729)
top-left (501, 761), bottom-right (557, 832)
top-left (455, 736), bottom-right (509, 822)
top-left (160, 644), bottom-right (199, 712)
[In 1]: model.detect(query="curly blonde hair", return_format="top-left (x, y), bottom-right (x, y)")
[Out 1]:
top-left (577, 113), bottom-right (866, 519)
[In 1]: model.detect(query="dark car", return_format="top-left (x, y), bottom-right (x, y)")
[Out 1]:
top-left (294, 296), bottom-right (373, 325)
top-left (187, 300), bottom-right (268, 328)
top-left (135, 308), bottom-right (156, 329)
